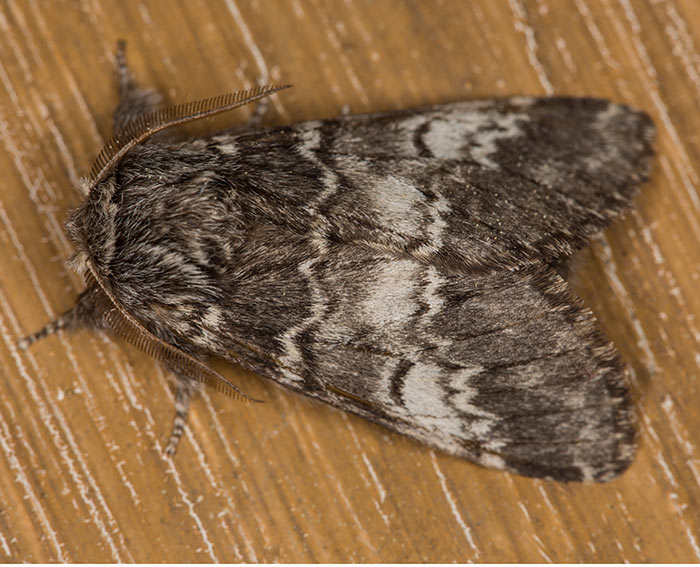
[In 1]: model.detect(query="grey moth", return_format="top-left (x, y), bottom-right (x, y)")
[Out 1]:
top-left (21, 42), bottom-right (655, 482)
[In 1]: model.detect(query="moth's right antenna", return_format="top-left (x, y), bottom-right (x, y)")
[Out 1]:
top-left (87, 84), bottom-right (292, 192)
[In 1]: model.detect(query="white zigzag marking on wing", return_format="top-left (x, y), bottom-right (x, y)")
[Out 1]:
top-left (400, 106), bottom-right (529, 168)
top-left (275, 125), bottom-right (336, 383)
top-left (414, 193), bottom-right (451, 259)
top-left (275, 237), bottom-right (328, 385)
top-left (297, 122), bottom-right (340, 216)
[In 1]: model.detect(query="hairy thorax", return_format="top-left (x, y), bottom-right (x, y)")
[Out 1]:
top-left (66, 140), bottom-right (249, 351)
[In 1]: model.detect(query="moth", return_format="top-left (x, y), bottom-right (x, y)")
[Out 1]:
top-left (20, 42), bottom-right (655, 482)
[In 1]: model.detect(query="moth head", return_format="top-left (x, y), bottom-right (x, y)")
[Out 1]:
top-left (65, 175), bottom-right (119, 278)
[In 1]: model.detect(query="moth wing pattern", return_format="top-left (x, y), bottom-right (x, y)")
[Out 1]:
top-left (223, 97), bottom-right (654, 272)
top-left (31, 43), bottom-right (655, 481)
top-left (198, 228), bottom-right (636, 482)
top-left (191, 98), bottom-right (651, 481)
top-left (262, 246), bottom-right (635, 481)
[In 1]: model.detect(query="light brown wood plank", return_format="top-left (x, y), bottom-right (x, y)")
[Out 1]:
top-left (0, 0), bottom-right (698, 562)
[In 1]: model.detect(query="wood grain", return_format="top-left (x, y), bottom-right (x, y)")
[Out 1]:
top-left (0, 0), bottom-right (698, 562)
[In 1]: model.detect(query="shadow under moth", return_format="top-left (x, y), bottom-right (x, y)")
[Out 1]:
top-left (20, 42), bottom-right (655, 482)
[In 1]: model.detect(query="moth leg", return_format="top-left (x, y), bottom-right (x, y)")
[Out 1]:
top-left (164, 377), bottom-right (196, 455)
top-left (18, 289), bottom-right (105, 350)
top-left (112, 39), bottom-right (163, 132)
top-left (17, 309), bottom-right (76, 350)
top-left (220, 78), bottom-right (271, 133)
top-left (245, 92), bottom-right (270, 129)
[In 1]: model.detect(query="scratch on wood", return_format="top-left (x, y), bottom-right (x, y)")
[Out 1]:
top-left (8, 2), bottom-right (104, 160)
top-left (508, 0), bottom-right (554, 94)
top-left (685, 526), bottom-right (700, 561)
top-left (669, 490), bottom-right (700, 561)
top-left (517, 502), bottom-right (552, 563)
top-left (554, 37), bottom-right (577, 74)
top-left (312, 0), bottom-right (370, 106)
top-left (0, 9), bottom-right (33, 85)
top-left (617, 0), bottom-right (656, 80)
top-left (211, 389), bottom-right (312, 558)
top-left (200, 392), bottom-right (243, 467)
top-left (199, 391), bottom-right (276, 553)
top-left (360, 453), bottom-right (386, 505)
top-left (163, 452), bottom-right (219, 562)
top-left (654, 452), bottom-right (678, 489)
top-left (332, 478), bottom-right (376, 555)
top-left (533, 534), bottom-right (553, 563)
top-left (635, 210), bottom-right (700, 356)
top-left (183, 384), bottom-right (270, 560)
top-left (430, 451), bottom-right (478, 557)
top-left (100, 343), bottom-right (146, 413)
top-left (34, 100), bottom-right (81, 187)
top-left (612, 0), bottom-right (700, 208)
top-left (661, 2), bottom-right (700, 98)
top-left (136, 4), bottom-right (178, 76)
top-left (534, 483), bottom-right (575, 552)
top-left (614, 491), bottom-right (633, 524)
top-left (689, 460), bottom-right (700, 488)
top-left (663, 2), bottom-right (700, 94)
top-left (115, 460), bottom-right (141, 508)
top-left (290, 0), bottom-right (305, 20)
top-left (277, 395), bottom-right (376, 557)
top-left (339, 415), bottom-right (385, 500)
top-left (223, 0), bottom-right (269, 83)
top-left (162, 391), bottom-right (248, 561)
top-left (594, 236), bottom-right (658, 374)
top-left (337, 415), bottom-right (390, 527)
top-left (0, 393), bottom-right (65, 561)
top-left (58, 336), bottom-right (108, 432)
top-left (658, 155), bottom-right (700, 237)
top-left (0, 528), bottom-right (10, 557)
top-left (26, 0), bottom-right (111, 146)
top-left (154, 366), bottom-right (262, 560)
top-left (344, 2), bottom-right (373, 46)
top-left (0, 216), bottom-right (129, 561)
top-left (184, 437), bottom-right (248, 562)
top-left (223, 0), bottom-right (289, 120)
top-left (573, 0), bottom-right (620, 69)
top-left (0, 56), bottom-right (20, 106)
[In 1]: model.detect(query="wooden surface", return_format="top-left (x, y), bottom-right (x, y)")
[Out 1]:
top-left (0, 0), bottom-right (699, 562)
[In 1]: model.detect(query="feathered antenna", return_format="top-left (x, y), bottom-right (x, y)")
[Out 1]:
top-left (82, 84), bottom-right (293, 399)
top-left (85, 266), bottom-right (260, 402)
top-left (87, 84), bottom-right (291, 191)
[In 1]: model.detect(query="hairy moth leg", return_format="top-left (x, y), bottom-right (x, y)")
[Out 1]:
top-left (113, 40), bottom-right (162, 132)
top-left (246, 84), bottom-right (270, 129)
top-left (218, 78), bottom-right (272, 133)
top-left (18, 289), bottom-right (106, 349)
top-left (18, 308), bottom-right (77, 350)
top-left (164, 377), bottom-right (197, 455)
top-left (18, 286), bottom-right (197, 455)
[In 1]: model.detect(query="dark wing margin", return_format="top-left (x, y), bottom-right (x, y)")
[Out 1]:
top-left (222, 97), bottom-right (655, 272)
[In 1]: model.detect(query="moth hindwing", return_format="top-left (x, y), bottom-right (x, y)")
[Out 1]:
top-left (22, 42), bottom-right (654, 480)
